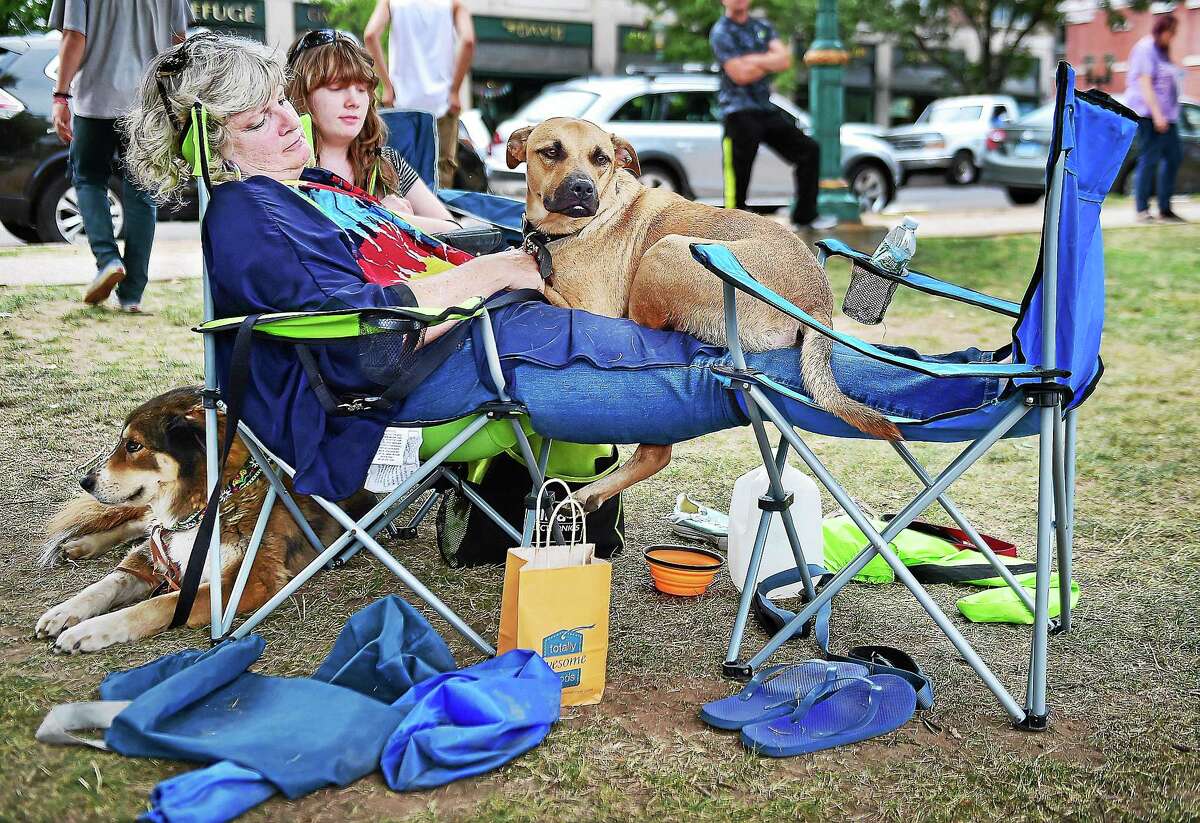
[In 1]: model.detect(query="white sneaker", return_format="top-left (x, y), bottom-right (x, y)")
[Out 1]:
top-left (809, 214), bottom-right (838, 231)
top-left (83, 260), bottom-right (125, 305)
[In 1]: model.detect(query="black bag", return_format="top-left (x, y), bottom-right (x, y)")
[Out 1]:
top-left (436, 449), bottom-right (625, 567)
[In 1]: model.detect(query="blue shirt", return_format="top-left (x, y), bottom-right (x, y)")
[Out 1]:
top-left (710, 15), bottom-right (779, 117)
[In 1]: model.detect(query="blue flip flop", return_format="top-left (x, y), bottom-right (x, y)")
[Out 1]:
top-left (739, 671), bottom-right (916, 757)
top-left (699, 660), bottom-right (868, 731)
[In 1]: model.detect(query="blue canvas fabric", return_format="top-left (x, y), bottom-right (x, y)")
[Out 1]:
top-left (381, 109), bottom-right (438, 188)
top-left (101, 597), bottom-right (454, 799)
top-left (139, 761), bottom-right (276, 823)
top-left (381, 650), bottom-right (562, 791)
top-left (1012, 65), bottom-right (1138, 408)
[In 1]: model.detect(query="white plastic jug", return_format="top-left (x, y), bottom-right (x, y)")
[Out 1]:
top-left (727, 463), bottom-right (823, 598)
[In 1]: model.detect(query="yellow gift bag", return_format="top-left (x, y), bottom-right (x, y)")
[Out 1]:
top-left (498, 482), bottom-right (612, 706)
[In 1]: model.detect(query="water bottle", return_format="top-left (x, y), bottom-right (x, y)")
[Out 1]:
top-left (871, 216), bottom-right (919, 274)
top-left (842, 215), bottom-right (918, 324)
top-left (727, 463), bottom-right (823, 599)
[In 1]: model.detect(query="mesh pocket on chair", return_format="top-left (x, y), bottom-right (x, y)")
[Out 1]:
top-left (435, 481), bottom-right (474, 567)
top-left (357, 314), bottom-right (425, 385)
top-left (842, 265), bottom-right (900, 325)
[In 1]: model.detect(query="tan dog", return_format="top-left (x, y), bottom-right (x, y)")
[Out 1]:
top-left (35, 386), bottom-right (372, 653)
top-left (508, 117), bottom-right (899, 510)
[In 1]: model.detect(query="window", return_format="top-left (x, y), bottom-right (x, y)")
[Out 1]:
top-left (1180, 103), bottom-right (1200, 136)
top-left (516, 90), bottom-right (599, 122)
top-left (925, 105), bottom-right (984, 124)
top-left (658, 92), bottom-right (719, 123)
top-left (610, 94), bottom-right (658, 122)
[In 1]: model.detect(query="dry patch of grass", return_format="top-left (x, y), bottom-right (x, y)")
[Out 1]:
top-left (1, 227), bottom-right (1198, 821)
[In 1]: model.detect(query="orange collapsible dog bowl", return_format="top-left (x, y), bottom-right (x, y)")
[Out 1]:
top-left (644, 544), bottom-right (725, 596)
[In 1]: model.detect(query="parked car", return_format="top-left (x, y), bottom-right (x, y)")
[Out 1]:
top-left (982, 98), bottom-right (1200, 204)
top-left (0, 33), bottom-right (153, 243)
top-left (483, 73), bottom-right (901, 214)
top-left (885, 94), bottom-right (1022, 185)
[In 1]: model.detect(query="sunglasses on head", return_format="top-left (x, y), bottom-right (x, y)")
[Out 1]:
top-left (155, 32), bottom-right (222, 133)
top-left (287, 29), bottom-right (370, 67)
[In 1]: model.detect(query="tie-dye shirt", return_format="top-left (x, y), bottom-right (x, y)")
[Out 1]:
top-left (285, 167), bottom-right (473, 285)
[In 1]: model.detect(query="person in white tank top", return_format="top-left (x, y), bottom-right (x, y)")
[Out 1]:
top-left (365, 0), bottom-right (476, 188)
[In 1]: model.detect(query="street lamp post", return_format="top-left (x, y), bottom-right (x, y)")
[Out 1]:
top-left (804, 0), bottom-right (860, 222)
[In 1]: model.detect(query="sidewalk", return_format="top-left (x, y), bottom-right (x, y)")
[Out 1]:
top-left (0, 197), bottom-right (1195, 289)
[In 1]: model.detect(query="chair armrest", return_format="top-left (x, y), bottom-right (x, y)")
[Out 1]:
top-left (690, 242), bottom-right (1065, 380)
top-left (193, 298), bottom-right (489, 338)
top-left (433, 225), bottom-right (506, 255)
top-left (815, 238), bottom-right (1021, 318)
top-left (438, 188), bottom-right (525, 246)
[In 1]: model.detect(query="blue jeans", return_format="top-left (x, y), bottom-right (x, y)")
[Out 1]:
top-left (1134, 118), bottom-right (1182, 214)
top-left (394, 304), bottom-right (1002, 445)
top-left (69, 116), bottom-right (158, 304)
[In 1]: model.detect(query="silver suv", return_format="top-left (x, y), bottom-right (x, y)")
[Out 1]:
top-left (484, 73), bottom-right (901, 213)
top-left (885, 94), bottom-right (1022, 184)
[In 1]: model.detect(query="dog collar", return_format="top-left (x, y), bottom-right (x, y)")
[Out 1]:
top-left (521, 217), bottom-right (577, 281)
top-left (158, 458), bottom-right (264, 533)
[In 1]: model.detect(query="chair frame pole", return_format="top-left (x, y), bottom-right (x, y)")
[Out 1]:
top-left (199, 183), bottom-right (226, 640)
top-left (736, 387), bottom-right (1032, 722)
top-left (891, 442), bottom-right (1036, 614)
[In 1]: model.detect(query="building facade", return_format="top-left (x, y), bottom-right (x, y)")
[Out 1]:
top-left (189, 1), bottom-right (1056, 127)
top-left (1063, 0), bottom-right (1198, 100)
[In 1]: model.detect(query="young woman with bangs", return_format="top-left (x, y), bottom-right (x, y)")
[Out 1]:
top-left (285, 29), bottom-right (460, 234)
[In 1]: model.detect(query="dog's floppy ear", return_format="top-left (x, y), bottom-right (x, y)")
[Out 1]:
top-left (506, 126), bottom-right (534, 169)
top-left (165, 407), bottom-right (205, 455)
top-left (611, 134), bottom-right (640, 177)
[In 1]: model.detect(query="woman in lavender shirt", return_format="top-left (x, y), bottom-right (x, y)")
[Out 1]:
top-left (1125, 14), bottom-right (1185, 222)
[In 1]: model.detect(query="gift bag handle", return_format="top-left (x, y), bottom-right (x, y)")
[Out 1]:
top-left (545, 495), bottom-right (588, 549)
top-left (534, 478), bottom-right (576, 548)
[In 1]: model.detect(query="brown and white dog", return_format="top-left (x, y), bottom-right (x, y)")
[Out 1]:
top-left (35, 386), bottom-right (372, 653)
top-left (508, 118), bottom-right (900, 510)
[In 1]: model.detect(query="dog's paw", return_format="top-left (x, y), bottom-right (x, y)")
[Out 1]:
top-left (35, 599), bottom-right (89, 639)
top-left (53, 613), bottom-right (131, 654)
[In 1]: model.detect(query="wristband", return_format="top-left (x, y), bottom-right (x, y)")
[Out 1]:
top-left (53, 91), bottom-right (72, 100)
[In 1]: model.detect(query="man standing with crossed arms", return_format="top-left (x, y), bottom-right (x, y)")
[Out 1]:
top-left (711, 0), bottom-right (834, 231)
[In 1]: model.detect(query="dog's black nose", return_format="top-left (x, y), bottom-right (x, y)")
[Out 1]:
top-left (80, 474), bottom-right (96, 492)
top-left (569, 177), bottom-right (595, 200)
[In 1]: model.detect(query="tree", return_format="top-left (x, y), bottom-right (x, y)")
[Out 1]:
top-left (0, 0), bottom-right (51, 37)
top-left (634, 0), bottom-right (1148, 95)
top-left (317, 0), bottom-right (378, 39)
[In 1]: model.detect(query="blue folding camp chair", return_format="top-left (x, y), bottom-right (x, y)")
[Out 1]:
top-left (688, 63), bottom-right (1137, 729)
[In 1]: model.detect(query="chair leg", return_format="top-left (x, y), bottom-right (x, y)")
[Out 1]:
top-left (892, 441), bottom-right (1036, 614)
top-left (1022, 404), bottom-right (1057, 729)
top-left (746, 387), bottom-right (1033, 723)
top-left (723, 403), bottom-right (816, 675)
top-left (218, 485), bottom-right (276, 637)
top-left (230, 414), bottom-right (497, 651)
top-left (1052, 410), bottom-right (1076, 633)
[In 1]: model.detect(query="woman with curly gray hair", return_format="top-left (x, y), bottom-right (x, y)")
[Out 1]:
top-left (125, 32), bottom-right (906, 514)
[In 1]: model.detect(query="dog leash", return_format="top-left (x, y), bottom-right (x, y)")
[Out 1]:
top-left (145, 459), bottom-right (264, 592)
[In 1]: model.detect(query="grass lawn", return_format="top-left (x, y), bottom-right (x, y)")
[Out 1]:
top-left (0, 224), bottom-right (1197, 821)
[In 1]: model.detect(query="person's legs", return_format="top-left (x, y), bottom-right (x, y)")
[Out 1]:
top-left (435, 110), bottom-right (460, 190)
top-left (114, 173), bottom-right (157, 307)
top-left (1157, 122), bottom-right (1182, 216)
top-left (760, 110), bottom-right (820, 225)
top-left (1133, 118), bottom-right (1162, 215)
top-left (69, 116), bottom-right (120, 268)
top-left (723, 110), bottom-right (762, 211)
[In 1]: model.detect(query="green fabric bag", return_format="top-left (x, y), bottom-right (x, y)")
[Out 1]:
top-left (821, 515), bottom-right (963, 583)
top-left (956, 575), bottom-right (1080, 624)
